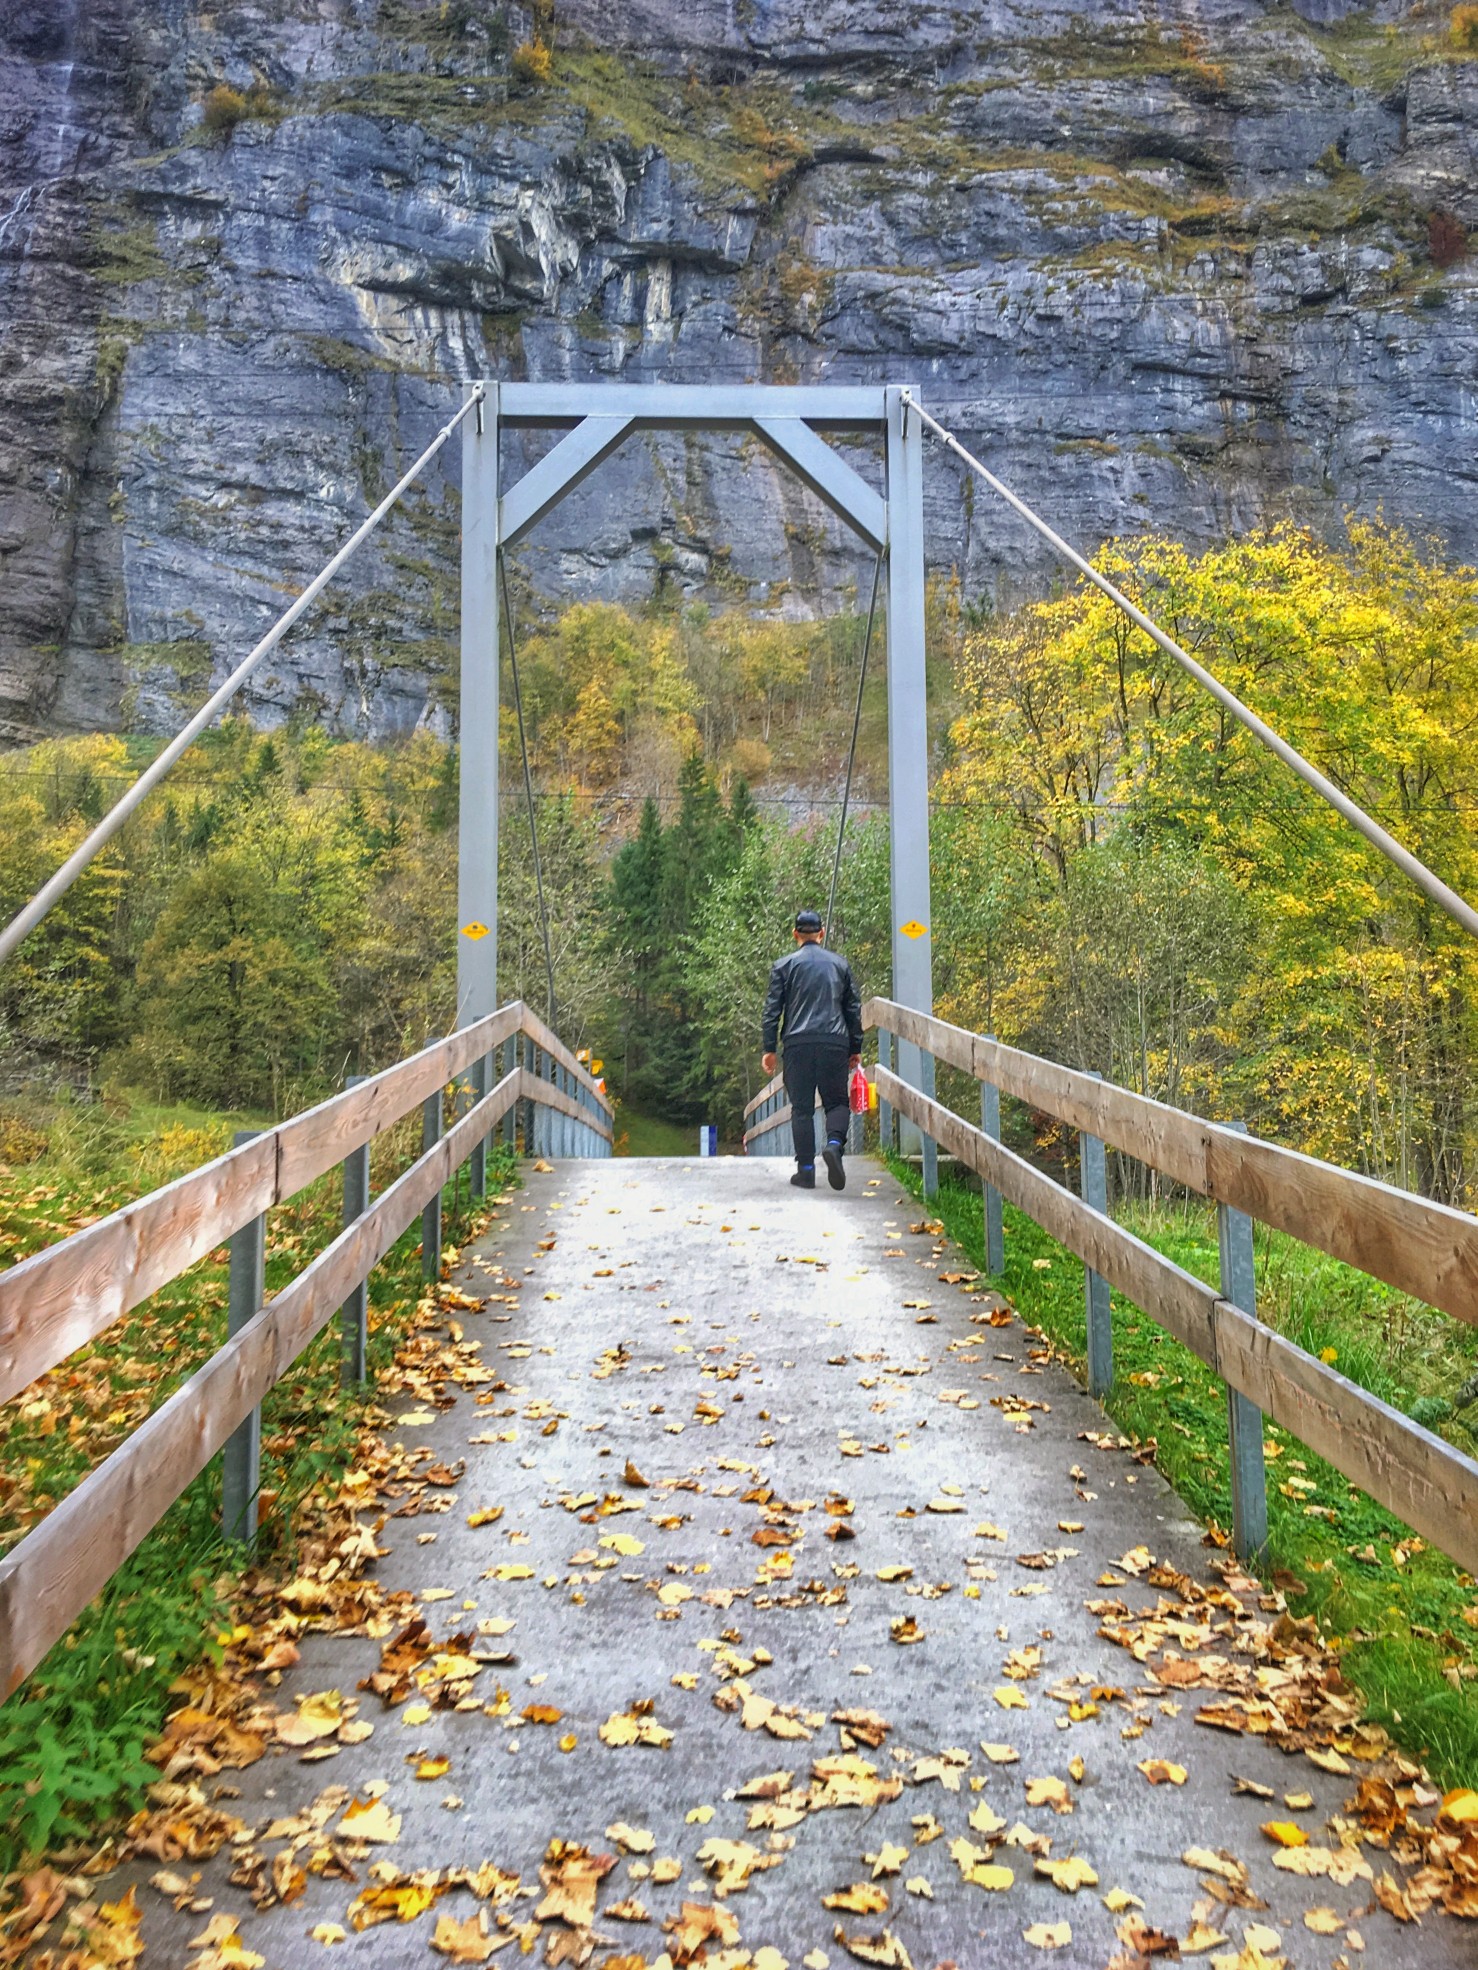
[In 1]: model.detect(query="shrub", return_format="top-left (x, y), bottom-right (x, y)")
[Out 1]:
top-left (1452, 3), bottom-right (1478, 48)
top-left (1429, 209), bottom-right (1468, 267)
top-left (0, 1115), bottom-right (47, 1165)
top-left (201, 84), bottom-right (248, 134)
top-left (728, 737), bottom-right (773, 786)
top-left (511, 37), bottom-right (553, 85)
top-left (1411, 1395), bottom-right (1455, 1429)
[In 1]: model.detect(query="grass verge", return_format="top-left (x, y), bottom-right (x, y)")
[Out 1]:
top-left (0, 1096), bottom-right (519, 1868)
top-left (884, 1156), bottom-right (1478, 1789)
top-left (613, 1107), bottom-right (701, 1157)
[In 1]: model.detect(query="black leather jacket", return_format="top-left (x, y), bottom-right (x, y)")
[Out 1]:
top-left (762, 941), bottom-right (863, 1053)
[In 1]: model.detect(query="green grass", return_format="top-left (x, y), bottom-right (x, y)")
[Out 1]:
top-left (886, 1157), bottom-right (1478, 1789)
top-left (0, 1092), bottom-right (520, 1867)
top-left (613, 1106), bottom-right (703, 1157)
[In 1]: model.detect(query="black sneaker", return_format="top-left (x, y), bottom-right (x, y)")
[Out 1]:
top-left (790, 1167), bottom-right (815, 1189)
top-left (822, 1143), bottom-right (846, 1191)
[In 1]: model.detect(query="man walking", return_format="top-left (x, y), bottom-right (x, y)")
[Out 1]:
top-left (761, 909), bottom-right (863, 1191)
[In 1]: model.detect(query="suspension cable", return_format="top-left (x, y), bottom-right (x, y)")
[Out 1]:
top-left (0, 386), bottom-right (486, 970)
top-left (498, 555), bottom-right (558, 1031)
top-left (825, 549), bottom-right (885, 945)
top-left (901, 389), bottom-right (1478, 944)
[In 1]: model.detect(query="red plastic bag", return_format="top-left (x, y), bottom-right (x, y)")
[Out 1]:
top-left (849, 1063), bottom-right (870, 1114)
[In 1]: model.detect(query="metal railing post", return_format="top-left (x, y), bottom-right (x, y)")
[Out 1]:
top-left (422, 1089), bottom-right (443, 1281)
top-left (340, 1077), bottom-right (369, 1386)
top-left (981, 1048), bottom-right (1005, 1276)
top-left (878, 1030), bottom-right (892, 1152)
top-left (1080, 1076), bottom-right (1112, 1397)
top-left (1219, 1123), bottom-right (1270, 1565)
top-left (503, 1035), bottom-right (517, 1149)
top-left (223, 1129), bottom-right (265, 1547)
top-left (921, 1048), bottom-right (938, 1199)
top-left (470, 1052), bottom-right (489, 1199)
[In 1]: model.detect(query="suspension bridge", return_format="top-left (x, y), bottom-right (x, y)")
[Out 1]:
top-left (1, 385), bottom-right (1476, 1968)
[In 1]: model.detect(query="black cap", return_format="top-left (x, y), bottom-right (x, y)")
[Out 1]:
top-left (794, 909), bottom-right (823, 933)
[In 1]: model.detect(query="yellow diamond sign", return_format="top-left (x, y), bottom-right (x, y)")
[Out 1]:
top-left (900, 919), bottom-right (929, 940)
top-left (461, 921), bottom-right (490, 941)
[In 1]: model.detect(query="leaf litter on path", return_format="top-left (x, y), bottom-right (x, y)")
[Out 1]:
top-left (16, 1167), bottom-right (1478, 1970)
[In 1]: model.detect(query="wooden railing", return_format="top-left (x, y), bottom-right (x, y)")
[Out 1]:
top-left (864, 996), bottom-right (1478, 1579)
top-left (743, 1071), bottom-right (789, 1153)
top-left (0, 1003), bottom-right (611, 1699)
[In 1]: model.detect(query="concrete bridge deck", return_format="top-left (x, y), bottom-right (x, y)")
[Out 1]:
top-left (121, 1157), bottom-right (1467, 1969)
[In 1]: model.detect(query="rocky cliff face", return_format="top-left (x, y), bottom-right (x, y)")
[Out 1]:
top-left (0, 0), bottom-right (1473, 744)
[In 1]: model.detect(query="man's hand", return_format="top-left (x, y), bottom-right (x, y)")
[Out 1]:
top-left (762, 1052), bottom-right (778, 1076)
top-left (849, 1054), bottom-right (861, 1070)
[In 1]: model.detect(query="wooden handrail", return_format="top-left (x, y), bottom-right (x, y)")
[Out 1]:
top-left (864, 998), bottom-right (1478, 1329)
top-left (0, 1003), bottom-right (613, 1408)
top-left (742, 1071), bottom-right (786, 1123)
top-left (0, 1070), bottom-right (525, 1696)
top-left (0, 1001), bottom-right (613, 1698)
top-left (876, 1064), bottom-right (1478, 1580)
top-left (517, 1005), bottom-right (611, 1108)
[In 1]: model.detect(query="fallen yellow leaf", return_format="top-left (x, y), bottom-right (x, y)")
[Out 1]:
top-left (1035, 1856), bottom-right (1097, 1892)
top-left (1137, 1759), bottom-right (1186, 1786)
top-left (429, 1909), bottom-right (500, 1962)
top-left (1023, 1923), bottom-right (1072, 1951)
top-left (823, 1882), bottom-right (889, 1915)
top-left (339, 1797), bottom-right (402, 1843)
top-left (1260, 1820), bottom-right (1309, 1848)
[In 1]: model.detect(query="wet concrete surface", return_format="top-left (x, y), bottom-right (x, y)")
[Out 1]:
top-left (125, 1155), bottom-right (1469, 1969)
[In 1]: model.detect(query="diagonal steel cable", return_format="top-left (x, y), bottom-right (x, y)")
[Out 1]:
top-left (825, 549), bottom-right (885, 946)
top-left (498, 554), bottom-right (558, 1031)
top-left (0, 386), bottom-right (486, 969)
top-left (901, 388), bottom-right (1478, 943)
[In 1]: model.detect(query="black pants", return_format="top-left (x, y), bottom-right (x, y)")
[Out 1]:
top-left (783, 1040), bottom-right (850, 1168)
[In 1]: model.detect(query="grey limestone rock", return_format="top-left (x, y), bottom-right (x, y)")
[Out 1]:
top-left (0, 0), bottom-right (1472, 743)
